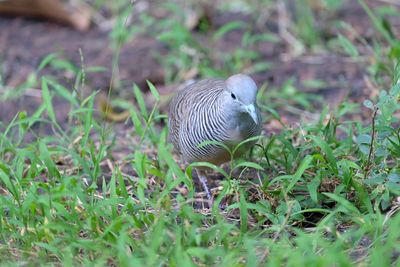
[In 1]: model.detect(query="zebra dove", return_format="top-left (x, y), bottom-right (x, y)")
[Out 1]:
top-left (168, 74), bottom-right (261, 200)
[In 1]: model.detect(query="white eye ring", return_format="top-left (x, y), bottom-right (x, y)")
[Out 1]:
top-left (231, 92), bottom-right (236, 99)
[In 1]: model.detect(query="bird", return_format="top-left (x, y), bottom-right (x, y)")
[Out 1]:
top-left (168, 73), bottom-right (262, 201)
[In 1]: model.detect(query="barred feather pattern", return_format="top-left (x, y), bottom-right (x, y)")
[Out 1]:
top-left (168, 78), bottom-right (261, 165)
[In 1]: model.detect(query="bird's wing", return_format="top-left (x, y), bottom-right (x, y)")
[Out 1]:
top-left (168, 78), bottom-right (225, 154)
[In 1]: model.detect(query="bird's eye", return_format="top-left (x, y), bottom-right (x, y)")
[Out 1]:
top-left (231, 92), bottom-right (236, 99)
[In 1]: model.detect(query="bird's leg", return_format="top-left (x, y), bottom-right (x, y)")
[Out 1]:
top-left (195, 169), bottom-right (213, 202)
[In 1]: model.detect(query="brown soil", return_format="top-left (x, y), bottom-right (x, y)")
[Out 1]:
top-left (0, 0), bottom-right (396, 138)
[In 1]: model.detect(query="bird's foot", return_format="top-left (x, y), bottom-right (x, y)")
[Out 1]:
top-left (198, 174), bottom-right (213, 201)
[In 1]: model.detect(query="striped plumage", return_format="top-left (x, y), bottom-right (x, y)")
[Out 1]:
top-left (168, 74), bottom-right (261, 166)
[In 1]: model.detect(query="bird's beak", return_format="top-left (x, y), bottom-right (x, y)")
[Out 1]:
top-left (244, 104), bottom-right (258, 124)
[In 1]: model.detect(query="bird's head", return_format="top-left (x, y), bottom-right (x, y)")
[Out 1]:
top-left (224, 73), bottom-right (259, 124)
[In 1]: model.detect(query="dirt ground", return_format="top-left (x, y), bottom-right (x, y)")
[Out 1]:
top-left (0, 0), bottom-right (397, 131)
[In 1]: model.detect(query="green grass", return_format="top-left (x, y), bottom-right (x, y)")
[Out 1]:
top-left (0, 0), bottom-right (400, 265)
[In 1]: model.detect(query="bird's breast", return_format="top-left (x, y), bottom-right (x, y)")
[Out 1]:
top-left (227, 112), bottom-right (257, 140)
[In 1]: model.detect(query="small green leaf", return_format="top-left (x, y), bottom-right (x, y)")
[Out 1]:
top-left (38, 53), bottom-right (58, 71)
top-left (388, 173), bottom-right (400, 182)
top-left (310, 136), bottom-right (338, 175)
top-left (248, 62), bottom-right (273, 73)
top-left (234, 161), bottom-right (264, 171)
top-left (86, 66), bottom-right (108, 73)
top-left (34, 242), bottom-right (60, 255)
top-left (188, 162), bottom-right (229, 179)
top-left (41, 77), bottom-right (56, 122)
top-left (337, 34), bottom-right (359, 57)
top-left (147, 80), bottom-right (160, 102)
top-left (130, 107), bottom-right (143, 136)
top-left (363, 99), bottom-right (374, 109)
top-left (213, 21), bottom-right (246, 40)
top-left (39, 140), bottom-right (60, 179)
top-left (357, 134), bottom-right (372, 144)
top-left (323, 192), bottom-right (361, 215)
top-left (47, 79), bottom-right (78, 106)
top-left (307, 177), bottom-right (320, 203)
top-left (133, 84), bottom-right (148, 119)
top-left (287, 155), bottom-right (313, 191)
top-left (198, 140), bottom-right (231, 154)
top-left (239, 191), bottom-right (248, 233)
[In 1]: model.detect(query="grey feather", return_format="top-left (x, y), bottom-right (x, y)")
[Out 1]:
top-left (168, 74), bottom-right (261, 166)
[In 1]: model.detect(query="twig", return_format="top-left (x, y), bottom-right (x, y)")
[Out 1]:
top-left (383, 200), bottom-right (400, 226)
top-left (376, 0), bottom-right (400, 6)
top-left (364, 108), bottom-right (378, 179)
